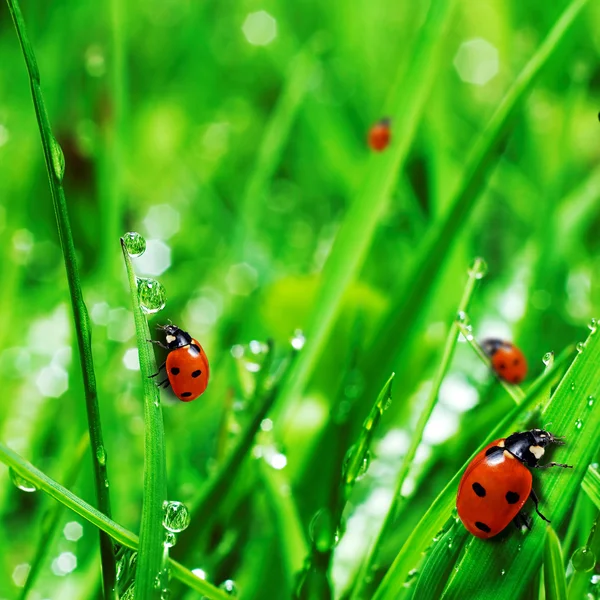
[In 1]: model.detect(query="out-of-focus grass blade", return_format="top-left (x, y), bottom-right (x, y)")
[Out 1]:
top-left (0, 442), bottom-right (230, 600)
top-left (437, 323), bottom-right (600, 599)
top-left (582, 464), bottom-right (600, 510)
top-left (6, 1), bottom-right (117, 596)
top-left (367, 0), bottom-right (590, 386)
top-left (275, 0), bottom-right (456, 419)
top-left (120, 239), bottom-right (167, 600)
top-left (566, 508), bottom-right (600, 600)
top-left (372, 345), bottom-right (575, 600)
top-left (544, 526), bottom-right (568, 600)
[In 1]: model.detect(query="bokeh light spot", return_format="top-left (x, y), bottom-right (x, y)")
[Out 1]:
top-left (123, 348), bottom-right (140, 371)
top-left (63, 521), bottom-right (84, 541)
top-left (134, 239), bottom-right (172, 276)
top-left (453, 38), bottom-right (499, 85)
top-left (242, 11), bottom-right (277, 46)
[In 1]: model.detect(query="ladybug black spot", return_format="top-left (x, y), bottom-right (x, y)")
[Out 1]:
top-left (499, 362), bottom-right (507, 370)
top-left (475, 521), bottom-right (491, 533)
top-left (191, 370), bottom-right (202, 378)
top-left (180, 392), bottom-right (192, 398)
top-left (512, 375), bottom-right (521, 383)
top-left (472, 482), bottom-right (486, 497)
top-left (171, 367), bottom-right (180, 375)
top-left (485, 447), bottom-right (497, 456)
top-left (505, 491), bottom-right (520, 504)
top-left (513, 358), bottom-right (520, 366)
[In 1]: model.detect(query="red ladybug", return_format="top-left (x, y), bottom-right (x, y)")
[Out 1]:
top-left (368, 118), bottom-right (391, 151)
top-left (457, 429), bottom-right (571, 539)
top-left (482, 338), bottom-right (527, 384)
top-left (150, 324), bottom-right (209, 401)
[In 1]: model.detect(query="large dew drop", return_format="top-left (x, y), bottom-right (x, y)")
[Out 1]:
top-left (572, 546), bottom-right (596, 572)
top-left (137, 278), bottom-right (166, 314)
top-left (162, 501), bottom-right (191, 533)
top-left (123, 232), bottom-right (147, 257)
top-left (309, 508), bottom-right (340, 552)
top-left (9, 468), bottom-right (37, 493)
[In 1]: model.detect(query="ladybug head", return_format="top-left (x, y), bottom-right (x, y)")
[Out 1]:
top-left (530, 428), bottom-right (565, 447)
top-left (157, 324), bottom-right (191, 349)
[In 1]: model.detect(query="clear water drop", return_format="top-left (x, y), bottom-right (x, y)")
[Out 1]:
top-left (588, 396), bottom-right (595, 407)
top-left (572, 546), bottom-right (596, 572)
top-left (160, 589), bottom-right (171, 600)
top-left (577, 342), bottom-right (586, 354)
top-left (589, 318), bottom-right (598, 333)
top-left (343, 445), bottom-right (371, 484)
top-left (575, 419), bottom-right (583, 430)
top-left (291, 329), bottom-right (306, 350)
top-left (162, 501), bottom-right (191, 533)
top-left (500, 569), bottom-right (506, 576)
top-left (571, 382), bottom-right (576, 391)
top-left (96, 446), bottom-right (107, 466)
top-left (123, 232), bottom-right (146, 257)
top-left (457, 311), bottom-right (470, 325)
top-left (50, 138), bottom-right (65, 181)
top-left (137, 278), bottom-right (166, 314)
top-left (468, 257), bottom-right (488, 280)
top-left (164, 532), bottom-right (177, 548)
top-left (542, 352), bottom-right (554, 367)
top-left (9, 468), bottom-right (37, 493)
top-left (309, 508), bottom-right (336, 552)
top-left (218, 580), bottom-right (238, 596)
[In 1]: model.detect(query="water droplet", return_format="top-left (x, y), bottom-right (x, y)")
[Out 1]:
top-left (456, 311), bottom-right (473, 340)
top-left (447, 537), bottom-right (453, 549)
top-left (162, 501), bottom-right (191, 533)
top-left (123, 232), bottom-right (147, 257)
top-left (468, 257), bottom-right (488, 280)
top-left (219, 579), bottom-right (238, 596)
top-left (291, 329), bottom-right (306, 350)
top-left (160, 589), bottom-right (171, 600)
top-left (9, 468), bottom-right (37, 493)
top-left (577, 342), bottom-right (586, 354)
top-left (500, 569), bottom-right (506, 576)
top-left (309, 508), bottom-right (337, 552)
top-left (575, 419), bottom-right (583, 430)
top-left (96, 446), bottom-right (107, 466)
top-left (589, 318), bottom-right (598, 333)
top-left (137, 278), bottom-right (166, 314)
top-left (542, 352), bottom-right (554, 367)
top-left (457, 311), bottom-right (470, 325)
top-left (572, 546), bottom-right (596, 572)
top-left (571, 383), bottom-right (576, 391)
top-left (164, 532), bottom-right (177, 548)
top-left (588, 396), bottom-right (595, 407)
top-left (343, 445), bottom-right (371, 484)
top-left (50, 138), bottom-right (65, 181)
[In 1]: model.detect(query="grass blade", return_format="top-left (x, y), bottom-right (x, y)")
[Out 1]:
top-left (582, 464), bottom-right (600, 510)
top-left (6, 1), bottom-right (117, 596)
top-left (275, 0), bottom-right (457, 418)
top-left (120, 239), bottom-right (168, 599)
top-left (0, 442), bottom-right (230, 600)
top-left (544, 526), bottom-right (568, 600)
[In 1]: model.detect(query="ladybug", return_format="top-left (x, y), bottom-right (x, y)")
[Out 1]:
top-left (149, 324), bottom-right (209, 401)
top-left (457, 428), bottom-right (572, 539)
top-left (368, 118), bottom-right (391, 152)
top-left (482, 338), bottom-right (527, 384)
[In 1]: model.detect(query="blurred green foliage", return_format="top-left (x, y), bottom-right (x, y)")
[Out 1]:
top-left (0, 0), bottom-right (599, 598)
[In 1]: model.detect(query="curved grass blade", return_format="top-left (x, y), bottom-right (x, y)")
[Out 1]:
top-left (0, 442), bottom-right (230, 600)
top-left (566, 510), bottom-right (600, 600)
top-left (6, 1), bottom-right (117, 596)
top-left (544, 526), bottom-right (568, 600)
top-left (274, 0), bottom-right (457, 418)
top-left (582, 464), bottom-right (600, 510)
top-left (120, 239), bottom-right (167, 600)
top-left (372, 345), bottom-right (575, 600)
top-left (367, 0), bottom-right (590, 388)
top-left (352, 260), bottom-right (483, 599)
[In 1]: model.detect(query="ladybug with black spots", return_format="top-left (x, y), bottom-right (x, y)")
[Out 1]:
top-left (482, 338), bottom-right (527, 384)
top-left (368, 118), bottom-right (391, 152)
top-left (149, 324), bottom-right (209, 401)
top-left (457, 428), bottom-right (571, 539)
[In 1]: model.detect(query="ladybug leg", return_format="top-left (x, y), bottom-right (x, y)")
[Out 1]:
top-left (148, 362), bottom-right (166, 379)
top-left (529, 488), bottom-right (550, 523)
top-left (148, 339), bottom-right (169, 350)
top-left (513, 512), bottom-right (532, 531)
top-left (154, 378), bottom-right (171, 389)
top-left (534, 461), bottom-right (573, 469)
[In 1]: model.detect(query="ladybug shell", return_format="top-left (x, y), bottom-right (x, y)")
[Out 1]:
top-left (457, 439), bottom-right (532, 538)
top-left (368, 121), bottom-right (391, 152)
top-left (491, 344), bottom-right (527, 384)
top-left (166, 338), bottom-right (209, 402)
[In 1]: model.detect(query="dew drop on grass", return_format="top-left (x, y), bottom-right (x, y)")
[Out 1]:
top-left (342, 445), bottom-right (371, 484)
top-left (572, 546), bottom-right (596, 572)
top-left (50, 137), bottom-right (65, 181)
top-left (575, 419), bottom-right (583, 430)
top-left (500, 569), bottom-right (506, 576)
top-left (571, 382), bottom-right (576, 391)
top-left (162, 501), bottom-right (191, 533)
top-left (588, 396), bottom-right (595, 407)
top-left (589, 318), bottom-right (598, 333)
top-left (96, 446), bottom-right (107, 466)
top-left (542, 351), bottom-right (554, 367)
top-left (468, 257), bottom-right (488, 280)
top-left (9, 468), bottom-right (37, 492)
top-left (309, 508), bottom-right (338, 552)
top-left (219, 579), bottom-right (238, 596)
top-left (577, 342), bottom-right (586, 353)
top-left (291, 329), bottom-right (306, 350)
top-left (137, 277), bottom-right (166, 314)
top-left (164, 532), bottom-right (177, 548)
top-left (123, 232), bottom-right (147, 257)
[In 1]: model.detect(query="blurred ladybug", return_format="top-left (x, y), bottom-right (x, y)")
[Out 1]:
top-left (150, 324), bottom-right (209, 401)
top-left (457, 428), bottom-right (571, 539)
top-left (368, 118), bottom-right (391, 152)
top-left (482, 338), bottom-right (527, 384)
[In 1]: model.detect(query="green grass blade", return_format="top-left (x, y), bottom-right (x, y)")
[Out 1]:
top-left (120, 239), bottom-right (168, 600)
top-left (544, 526), bottom-right (568, 600)
top-left (0, 442), bottom-right (230, 600)
top-left (372, 345), bottom-right (575, 600)
top-left (566, 509), bottom-right (600, 600)
top-left (353, 260), bottom-right (483, 599)
top-left (274, 0), bottom-right (456, 417)
top-left (6, 1), bottom-right (117, 596)
top-left (582, 464), bottom-right (600, 510)
top-left (368, 0), bottom-right (590, 385)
